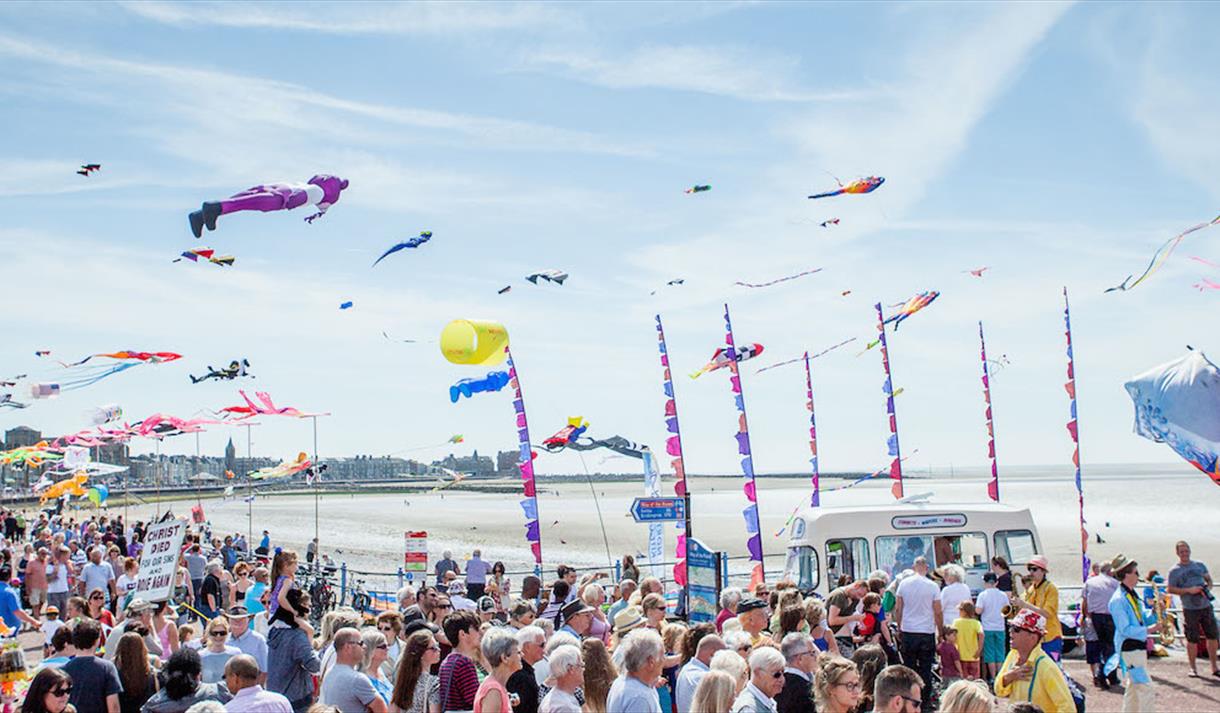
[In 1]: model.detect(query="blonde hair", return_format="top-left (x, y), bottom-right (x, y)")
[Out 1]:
top-left (690, 670), bottom-right (738, 712)
top-left (709, 649), bottom-right (748, 691)
top-left (804, 598), bottom-right (826, 627)
top-left (814, 655), bottom-right (858, 710)
top-left (661, 621), bottom-right (688, 654)
top-left (939, 679), bottom-right (993, 713)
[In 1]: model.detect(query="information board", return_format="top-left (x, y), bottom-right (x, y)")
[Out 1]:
top-left (404, 531), bottom-right (428, 574)
top-left (685, 537), bottom-right (720, 624)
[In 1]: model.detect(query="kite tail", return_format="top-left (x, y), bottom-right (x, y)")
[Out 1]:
top-left (808, 188), bottom-right (845, 199)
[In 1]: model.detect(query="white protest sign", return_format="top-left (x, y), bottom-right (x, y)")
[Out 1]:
top-left (135, 518), bottom-right (188, 603)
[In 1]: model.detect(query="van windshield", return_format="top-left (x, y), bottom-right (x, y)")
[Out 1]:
top-left (785, 546), bottom-right (819, 591)
top-left (875, 533), bottom-right (989, 577)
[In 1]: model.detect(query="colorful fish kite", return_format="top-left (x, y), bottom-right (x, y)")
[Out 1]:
top-left (691, 343), bottom-right (764, 379)
top-left (39, 472), bottom-right (89, 503)
top-left (250, 452), bottom-right (313, 480)
top-left (808, 176), bottom-right (884, 199)
top-left (1125, 350), bottom-right (1220, 484)
top-left (1106, 215), bottom-right (1220, 293)
top-left (540, 432), bottom-right (646, 460)
top-left (542, 417), bottom-right (590, 451)
top-left (883, 291), bottom-right (940, 330)
top-left (755, 337), bottom-right (858, 375)
top-left (60, 351), bottom-right (182, 368)
top-left (734, 268), bottom-right (823, 289)
top-left (450, 371), bottom-right (510, 403)
top-left (174, 247), bottom-right (235, 266)
top-left (339, 301), bottom-right (354, 310)
top-left (189, 175), bottom-right (349, 238)
top-left (526, 269), bottom-right (569, 285)
top-left (77, 164), bottom-right (100, 177)
top-left (372, 231), bottom-right (433, 267)
top-left (685, 185), bottom-right (711, 194)
top-left (190, 359), bottom-right (252, 384)
top-left (965, 267), bottom-right (990, 277)
top-left (0, 441), bottom-right (61, 468)
top-left (448, 434), bottom-right (465, 444)
top-left (820, 219), bottom-right (840, 228)
top-left (218, 390), bottom-right (327, 420)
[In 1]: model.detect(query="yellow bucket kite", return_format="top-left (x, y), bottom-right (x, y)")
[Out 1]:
top-left (440, 320), bottom-right (509, 366)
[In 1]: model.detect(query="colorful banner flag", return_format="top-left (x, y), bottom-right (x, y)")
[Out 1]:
top-left (874, 303), bottom-right (905, 499)
top-left (642, 449), bottom-right (664, 580)
top-left (1062, 288), bottom-right (1090, 583)
top-left (723, 304), bottom-right (764, 587)
top-left (506, 347), bottom-right (542, 575)
top-left (804, 351), bottom-right (820, 507)
top-left (980, 322), bottom-right (1000, 502)
top-left (655, 316), bottom-right (689, 587)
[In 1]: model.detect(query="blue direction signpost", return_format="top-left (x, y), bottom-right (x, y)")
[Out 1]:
top-left (630, 496), bottom-right (686, 523)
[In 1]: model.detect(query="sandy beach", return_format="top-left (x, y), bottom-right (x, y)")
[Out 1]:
top-left (124, 462), bottom-right (1214, 593)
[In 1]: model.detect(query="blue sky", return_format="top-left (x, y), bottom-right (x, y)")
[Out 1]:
top-left (2, 1), bottom-right (1219, 476)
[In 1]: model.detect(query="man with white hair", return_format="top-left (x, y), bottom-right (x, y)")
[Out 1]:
top-left (775, 633), bottom-right (816, 713)
top-left (539, 644), bottom-right (583, 713)
top-left (733, 598), bottom-right (770, 646)
top-left (732, 646), bottom-right (786, 713)
top-left (396, 584), bottom-right (416, 612)
top-left (606, 628), bottom-right (664, 713)
top-left (676, 625), bottom-right (724, 713)
top-left (717, 587), bottom-right (743, 633)
top-left (534, 631), bottom-right (580, 689)
top-left (466, 548), bottom-right (492, 599)
top-left (609, 579), bottom-right (637, 624)
top-left (508, 625), bottom-right (545, 713)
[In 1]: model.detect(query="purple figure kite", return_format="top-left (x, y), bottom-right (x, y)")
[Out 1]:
top-left (189, 175), bottom-right (349, 238)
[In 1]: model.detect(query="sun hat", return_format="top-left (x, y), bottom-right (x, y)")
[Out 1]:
top-left (447, 580), bottom-right (467, 595)
top-left (560, 600), bottom-right (594, 620)
top-left (613, 606), bottom-right (646, 635)
top-left (1010, 609), bottom-right (1047, 635)
top-left (1109, 554), bottom-right (1137, 576)
top-left (1027, 555), bottom-right (1050, 571)
top-left (125, 597), bottom-right (154, 614)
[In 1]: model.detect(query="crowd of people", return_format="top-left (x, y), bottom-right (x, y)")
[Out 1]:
top-left (1, 505), bottom-right (1214, 713)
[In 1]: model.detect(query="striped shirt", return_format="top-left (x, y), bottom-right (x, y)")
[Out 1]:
top-left (438, 652), bottom-right (480, 712)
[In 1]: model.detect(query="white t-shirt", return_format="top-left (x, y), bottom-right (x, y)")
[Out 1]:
top-left (116, 574), bottom-right (137, 598)
top-left (46, 563), bottom-right (70, 594)
top-left (80, 561), bottom-right (114, 596)
top-left (938, 582), bottom-right (972, 621)
top-left (41, 619), bottom-right (65, 647)
top-left (541, 687), bottom-right (582, 713)
top-left (896, 574), bottom-right (940, 634)
top-left (975, 587), bottom-right (1009, 632)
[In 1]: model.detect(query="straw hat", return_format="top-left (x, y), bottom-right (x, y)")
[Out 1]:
top-left (613, 606), bottom-right (646, 635)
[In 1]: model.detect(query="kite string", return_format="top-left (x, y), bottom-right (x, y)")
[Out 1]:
top-left (734, 268), bottom-right (823, 289)
top-left (575, 451), bottom-right (614, 570)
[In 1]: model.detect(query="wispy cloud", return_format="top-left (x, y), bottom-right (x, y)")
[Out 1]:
top-left (1127, 15), bottom-right (1220, 201)
top-left (0, 35), bottom-right (652, 160)
top-left (117, 0), bottom-right (570, 36)
top-left (520, 44), bottom-right (875, 103)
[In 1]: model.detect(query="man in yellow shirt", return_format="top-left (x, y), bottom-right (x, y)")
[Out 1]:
top-left (995, 610), bottom-right (1075, 713)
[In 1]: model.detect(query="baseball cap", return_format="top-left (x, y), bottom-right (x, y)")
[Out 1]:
top-left (477, 596), bottom-right (496, 613)
top-left (737, 598), bottom-right (767, 613)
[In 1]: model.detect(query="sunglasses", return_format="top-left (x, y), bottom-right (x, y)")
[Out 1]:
top-left (770, 670), bottom-right (785, 679)
top-left (378, 626), bottom-right (394, 632)
top-left (435, 604), bottom-right (453, 610)
top-left (376, 644), bottom-right (389, 650)
top-left (52, 686), bottom-right (72, 696)
top-left (90, 595), bottom-right (104, 600)
top-left (1027, 566), bottom-right (1043, 573)
top-left (210, 630), bottom-right (228, 636)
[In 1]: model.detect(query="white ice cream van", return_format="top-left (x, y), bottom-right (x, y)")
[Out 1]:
top-left (781, 498), bottom-right (1043, 595)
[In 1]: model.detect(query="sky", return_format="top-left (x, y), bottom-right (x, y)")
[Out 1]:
top-left (2, 1), bottom-right (1219, 478)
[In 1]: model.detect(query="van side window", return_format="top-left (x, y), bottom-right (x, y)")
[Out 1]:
top-left (785, 546), bottom-right (819, 591)
top-left (875, 535), bottom-right (933, 577)
top-left (994, 530), bottom-right (1036, 565)
top-left (826, 538), bottom-right (871, 585)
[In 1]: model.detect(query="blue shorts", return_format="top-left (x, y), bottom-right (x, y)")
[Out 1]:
top-left (983, 630), bottom-right (1007, 663)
